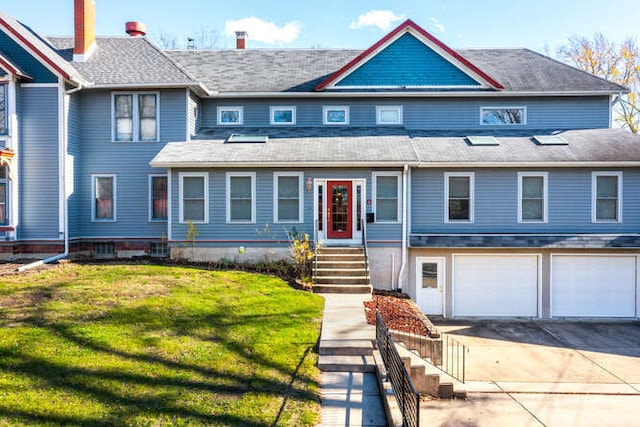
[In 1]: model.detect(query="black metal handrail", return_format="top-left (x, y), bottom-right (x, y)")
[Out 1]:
top-left (376, 311), bottom-right (420, 427)
top-left (379, 298), bottom-right (467, 383)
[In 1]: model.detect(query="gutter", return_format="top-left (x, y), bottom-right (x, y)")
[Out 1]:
top-left (207, 90), bottom-right (625, 99)
top-left (396, 163), bottom-right (409, 291)
top-left (19, 83), bottom-right (69, 271)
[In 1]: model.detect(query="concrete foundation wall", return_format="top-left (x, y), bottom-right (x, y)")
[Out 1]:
top-left (171, 246), bottom-right (292, 264)
top-left (368, 247), bottom-right (402, 290)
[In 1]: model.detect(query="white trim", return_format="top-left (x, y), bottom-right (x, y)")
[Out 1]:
top-left (480, 106), bottom-right (527, 125)
top-left (167, 169), bottom-right (173, 240)
top-left (376, 105), bottom-right (403, 125)
top-left (444, 172), bottom-right (474, 223)
top-left (185, 88), bottom-right (190, 141)
top-left (178, 171), bottom-right (209, 224)
top-left (211, 90), bottom-right (624, 98)
top-left (592, 171), bottom-right (623, 223)
top-left (148, 174), bottom-right (168, 222)
top-left (270, 106), bottom-right (296, 125)
top-left (18, 83), bottom-right (60, 88)
top-left (517, 172), bottom-right (548, 223)
top-left (217, 106), bottom-right (244, 125)
top-left (111, 91), bottom-right (160, 142)
top-left (226, 171), bottom-right (256, 224)
top-left (58, 82), bottom-right (65, 236)
top-left (323, 105), bottom-right (350, 125)
top-left (415, 256), bottom-right (446, 316)
top-left (91, 174), bottom-right (117, 222)
top-left (273, 171), bottom-right (304, 224)
top-left (372, 171), bottom-right (402, 223)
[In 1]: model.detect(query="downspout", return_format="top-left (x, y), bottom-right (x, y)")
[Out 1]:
top-left (396, 163), bottom-right (409, 291)
top-left (19, 83), bottom-right (70, 271)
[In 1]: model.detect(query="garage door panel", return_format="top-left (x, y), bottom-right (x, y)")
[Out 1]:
top-left (552, 256), bottom-right (636, 317)
top-left (454, 255), bottom-right (538, 317)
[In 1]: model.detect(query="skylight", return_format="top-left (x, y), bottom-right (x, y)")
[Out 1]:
top-left (466, 136), bottom-right (499, 146)
top-left (226, 134), bottom-right (268, 144)
top-left (533, 135), bottom-right (568, 146)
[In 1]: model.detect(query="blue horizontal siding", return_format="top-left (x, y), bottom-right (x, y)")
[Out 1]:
top-left (67, 94), bottom-right (81, 239)
top-left (74, 89), bottom-right (185, 239)
top-left (18, 86), bottom-right (59, 239)
top-left (0, 30), bottom-right (57, 83)
top-left (411, 168), bottom-right (640, 234)
top-left (200, 96), bottom-right (609, 130)
top-left (337, 33), bottom-right (480, 87)
top-left (169, 167), bottom-right (403, 245)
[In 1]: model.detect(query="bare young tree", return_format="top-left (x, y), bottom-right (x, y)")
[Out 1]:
top-left (558, 33), bottom-right (640, 134)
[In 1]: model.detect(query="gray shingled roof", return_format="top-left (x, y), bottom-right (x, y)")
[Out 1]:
top-left (165, 47), bottom-right (626, 94)
top-left (410, 234), bottom-right (640, 248)
top-left (167, 49), bottom-right (360, 92)
top-left (46, 36), bottom-right (200, 88)
top-left (0, 12), bottom-right (86, 85)
top-left (150, 127), bottom-right (640, 168)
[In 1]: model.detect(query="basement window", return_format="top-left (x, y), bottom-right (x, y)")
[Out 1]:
top-left (94, 242), bottom-right (115, 256)
top-left (150, 242), bottom-right (169, 257)
top-left (466, 136), bottom-right (499, 146)
top-left (533, 135), bottom-right (568, 145)
top-left (226, 134), bottom-right (268, 143)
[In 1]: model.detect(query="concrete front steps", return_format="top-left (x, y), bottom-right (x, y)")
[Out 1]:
top-left (313, 247), bottom-right (372, 294)
top-left (397, 343), bottom-right (467, 399)
top-left (318, 339), bottom-right (376, 373)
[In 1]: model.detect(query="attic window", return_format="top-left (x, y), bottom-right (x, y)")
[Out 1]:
top-left (466, 136), bottom-right (499, 146)
top-left (533, 135), bottom-right (568, 145)
top-left (226, 134), bottom-right (268, 143)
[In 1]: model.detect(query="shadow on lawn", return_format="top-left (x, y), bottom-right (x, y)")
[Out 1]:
top-left (0, 277), bottom-right (321, 426)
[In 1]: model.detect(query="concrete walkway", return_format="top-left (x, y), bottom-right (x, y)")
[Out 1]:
top-left (317, 293), bottom-right (387, 427)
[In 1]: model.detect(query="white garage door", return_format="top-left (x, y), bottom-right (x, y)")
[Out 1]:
top-left (453, 255), bottom-right (539, 317)
top-left (552, 255), bottom-right (637, 317)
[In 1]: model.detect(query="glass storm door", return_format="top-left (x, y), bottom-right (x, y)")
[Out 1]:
top-left (327, 181), bottom-right (352, 239)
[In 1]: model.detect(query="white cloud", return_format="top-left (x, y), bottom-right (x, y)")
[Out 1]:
top-left (430, 17), bottom-right (445, 33)
top-left (224, 17), bottom-right (302, 44)
top-left (349, 10), bottom-right (405, 31)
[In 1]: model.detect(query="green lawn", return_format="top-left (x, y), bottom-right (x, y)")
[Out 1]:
top-left (0, 263), bottom-right (324, 426)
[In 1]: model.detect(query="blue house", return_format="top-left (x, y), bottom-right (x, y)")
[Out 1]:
top-left (1, 0), bottom-right (639, 319)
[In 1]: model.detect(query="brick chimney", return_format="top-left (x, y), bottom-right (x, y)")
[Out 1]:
top-left (235, 31), bottom-right (248, 49)
top-left (73, 0), bottom-right (96, 61)
top-left (126, 21), bottom-right (147, 37)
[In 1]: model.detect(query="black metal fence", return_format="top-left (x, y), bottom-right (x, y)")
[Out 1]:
top-left (376, 311), bottom-right (420, 427)
top-left (379, 298), bottom-right (467, 383)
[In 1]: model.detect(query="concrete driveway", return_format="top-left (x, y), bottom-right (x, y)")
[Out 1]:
top-left (421, 320), bottom-right (640, 426)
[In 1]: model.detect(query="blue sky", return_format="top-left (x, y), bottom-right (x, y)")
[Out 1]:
top-left (3, 0), bottom-right (640, 54)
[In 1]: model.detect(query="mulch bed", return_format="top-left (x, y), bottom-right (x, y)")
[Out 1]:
top-left (364, 291), bottom-right (440, 338)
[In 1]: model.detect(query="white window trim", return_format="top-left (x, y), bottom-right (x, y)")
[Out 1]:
top-left (376, 105), bottom-right (403, 125)
top-left (91, 174), bottom-right (117, 222)
top-left (592, 171), bottom-right (623, 223)
top-left (226, 172), bottom-right (256, 224)
top-left (0, 83), bottom-right (7, 136)
top-left (444, 172), bottom-right (474, 224)
top-left (480, 106), bottom-right (527, 126)
top-left (372, 171), bottom-right (402, 223)
top-left (270, 106), bottom-right (296, 125)
top-left (517, 172), bottom-right (548, 223)
top-left (148, 174), bottom-right (168, 222)
top-left (323, 105), bottom-right (350, 125)
top-left (179, 172), bottom-right (209, 224)
top-left (217, 106), bottom-right (243, 125)
top-left (111, 91), bottom-right (160, 142)
top-left (273, 172), bottom-right (304, 224)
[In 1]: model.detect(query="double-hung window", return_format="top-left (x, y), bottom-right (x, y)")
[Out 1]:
top-left (149, 175), bottom-right (168, 221)
top-left (373, 172), bottom-right (401, 222)
top-left (518, 172), bottom-right (548, 223)
top-left (445, 172), bottom-right (474, 223)
top-left (0, 84), bottom-right (7, 135)
top-left (0, 166), bottom-right (7, 225)
top-left (92, 174), bottom-right (116, 222)
top-left (227, 172), bottom-right (256, 223)
top-left (113, 92), bottom-right (159, 141)
top-left (274, 172), bottom-right (303, 223)
top-left (179, 172), bottom-right (208, 223)
top-left (592, 172), bottom-right (622, 223)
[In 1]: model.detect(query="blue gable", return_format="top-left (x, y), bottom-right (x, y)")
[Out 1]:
top-left (0, 30), bottom-right (57, 83)
top-left (336, 33), bottom-right (480, 88)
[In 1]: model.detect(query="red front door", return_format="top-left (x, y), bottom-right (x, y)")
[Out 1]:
top-left (327, 181), bottom-right (352, 239)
